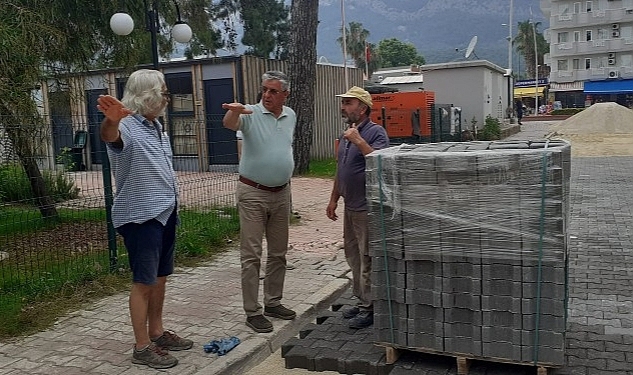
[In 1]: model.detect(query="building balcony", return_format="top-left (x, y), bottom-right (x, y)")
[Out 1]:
top-left (550, 66), bottom-right (633, 84)
top-left (555, 42), bottom-right (576, 55)
top-left (554, 70), bottom-right (576, 83)
top-left (550, 38), bottom-right (633, 58)
top-left (550, 8), bottom-right (633, 28)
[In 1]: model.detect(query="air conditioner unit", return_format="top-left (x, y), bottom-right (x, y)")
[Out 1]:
top-left (608, 52), bottom-right (616, 59)
top-left (608, 70), bottom-right (620, 78)
top-left (612, 30), bottom-right (621, 38)
top-left (612, 23), bottom-right (620, 30)
top-left (609, 57), bottom-right (617, 65)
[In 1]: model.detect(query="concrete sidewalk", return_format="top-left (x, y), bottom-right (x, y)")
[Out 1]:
top-left (0, 176), bottom-right (351, 375)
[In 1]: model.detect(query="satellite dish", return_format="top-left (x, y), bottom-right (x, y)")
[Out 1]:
top-left (465, 36), bottom-right (478, 59)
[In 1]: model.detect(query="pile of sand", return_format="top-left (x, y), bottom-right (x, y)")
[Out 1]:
top-left (548, 102), bottom-right (633, 156)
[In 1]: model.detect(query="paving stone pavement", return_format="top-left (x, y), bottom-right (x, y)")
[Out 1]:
top-left (279, 122), bottom-right (633, 375)
top-left (0, 176), bottom-right (352, 375)
top-left (3, 121), bottom-right (633, 375)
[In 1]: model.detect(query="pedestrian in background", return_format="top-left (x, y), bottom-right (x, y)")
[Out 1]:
top-left (326, 86), bottom-right (389, 329)
top-left (222, 71), bottom-right (297, 333)
top-left (516, 99), bottom-right (524, 125)
top-left (97, 69), bottom-right (193, 369)
top-left (236, 130), bottom-right (243, 160)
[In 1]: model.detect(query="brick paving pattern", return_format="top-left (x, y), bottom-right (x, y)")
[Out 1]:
top-left (281, 123), bottom-right (633, 374)
top-left (283, 155), bottom-right (633, 374)
top-left (2, 122), bottom-right (633, 374)
top-left (0, 176), bottom-right (351, 375)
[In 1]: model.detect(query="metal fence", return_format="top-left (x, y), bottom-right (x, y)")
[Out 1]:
top-left (0, 115), bottom-right (239, 308)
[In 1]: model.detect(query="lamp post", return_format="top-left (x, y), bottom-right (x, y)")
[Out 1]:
top-left (341, 0), bottom-right (349, 89)
top-left (530, 18), bottom-right (539, 115)
top-left (503, 0), bottom-right (514, 121)
top-left (110, 0), bottom-right (193, 70)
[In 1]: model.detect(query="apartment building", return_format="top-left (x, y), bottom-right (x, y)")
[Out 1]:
top-left (541, 0), bottom-right (633, 108)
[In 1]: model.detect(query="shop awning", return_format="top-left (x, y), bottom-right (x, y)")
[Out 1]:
top-left (514, 86), bottom-right (545, 97)
top-left (550, 81), bottom-right (584, 92)
top-left (584, 79), bottom-right (633, 94)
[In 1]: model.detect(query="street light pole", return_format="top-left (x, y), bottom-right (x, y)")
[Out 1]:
top-left (146, 0), bottom-right (160, 69)
top-left (533, 20), bottom-right (538, 115)
top-left (341, 0), bottom-right (349, 89)
top-left (507, 0), bottom-right (513, 120)
top-left (110, 0), bottom-right (193, 70)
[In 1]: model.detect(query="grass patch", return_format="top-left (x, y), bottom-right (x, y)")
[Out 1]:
top-left (175, 207), bottom-right (240, 266)
top-left (0, 205), bottom-right (106, 236)
top-left (0, 163), bottom-right (80, 204)
top-left (305, 158), bottom-right (337, 178)
top-left (0, 266), bottom-right (131, 340)
top-left (0, 208), bottom-right (239, 340)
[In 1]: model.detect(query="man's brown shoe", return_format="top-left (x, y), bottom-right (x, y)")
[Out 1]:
top-left (264, 304), bottom-right (296, 320)
top-left (246, 314), bottom-right (273, 333)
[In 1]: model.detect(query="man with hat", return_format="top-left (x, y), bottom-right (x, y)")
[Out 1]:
top-left (326, 86), bottom-right (389, 329)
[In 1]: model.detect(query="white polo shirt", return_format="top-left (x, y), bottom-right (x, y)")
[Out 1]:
top-left (238, 103), bottom-right (295, 187)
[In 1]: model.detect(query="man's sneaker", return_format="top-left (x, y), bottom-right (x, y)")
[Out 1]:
top-left (132, 342), bottom-right (178, 369)
top-left (151, 330), bottom-right (193, 351)
top-left (349, 311), bottom-right (374, 329)
top-left (342, 306), bottom-right (360, 319)
top-left (246, 314), bottom-right (274, 333)
top-left (264, 304), bottom-right (296, 320)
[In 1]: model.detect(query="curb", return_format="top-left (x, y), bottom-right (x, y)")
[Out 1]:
top-left (213, 277), bottom-right (351, 375)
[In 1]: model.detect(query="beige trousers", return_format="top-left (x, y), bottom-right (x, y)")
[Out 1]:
top-left (343, 209), bottom-right (372, 311)
top-left (237, 182), bottom-right (290, 317)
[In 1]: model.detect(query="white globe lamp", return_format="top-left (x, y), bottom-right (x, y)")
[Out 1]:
top-left (172, 21), bottom-right (192, 43)
top-left (110, 12), bottom-right (135, 36)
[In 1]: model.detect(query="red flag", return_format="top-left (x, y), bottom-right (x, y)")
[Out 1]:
top-left (365, 43), bottom-right (371, 63)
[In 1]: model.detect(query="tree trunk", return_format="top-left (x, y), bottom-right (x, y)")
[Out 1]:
top-left (1, 107), bottom-right (59, 220)
top-left (288, 0), bottom-right (319, 175)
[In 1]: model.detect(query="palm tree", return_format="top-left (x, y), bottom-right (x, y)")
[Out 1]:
top-left (365, 42), bottom-right (381, 78)
top-left (514, 20), bottom-right (549, 78)
top-left (337, 21), bottom-right (369, 68)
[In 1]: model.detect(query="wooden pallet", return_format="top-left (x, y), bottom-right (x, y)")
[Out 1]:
top-left (376, 342), bottom-right (557, 375)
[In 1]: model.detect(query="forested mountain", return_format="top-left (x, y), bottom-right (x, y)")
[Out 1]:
top-left (316, 0), bottom-right (548, 72)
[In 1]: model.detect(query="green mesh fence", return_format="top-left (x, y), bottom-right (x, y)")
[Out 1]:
top-left (0, 114), bottom-right (240, 314)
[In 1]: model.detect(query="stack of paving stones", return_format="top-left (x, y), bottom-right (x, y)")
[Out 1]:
top-left (282, 291), bottom-right (394, 375)
top-left (282, 290), bottom-right (543, 374)
top-left (365, 140), bottom-right (571, 368)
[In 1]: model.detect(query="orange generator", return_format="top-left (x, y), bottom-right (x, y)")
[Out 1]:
top-left (370, 91), bottom-right (435, 143)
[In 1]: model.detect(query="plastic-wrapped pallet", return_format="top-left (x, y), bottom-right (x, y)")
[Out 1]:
top-left (367, 140), bottom-right (570, 367)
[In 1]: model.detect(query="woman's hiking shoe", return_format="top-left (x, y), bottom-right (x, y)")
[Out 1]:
top-left (151, 330), bottom-right (193, 351)
top-left (246, 314), bottom-right (274, 333)
top-left (264, 304), bottom-right (296, 320)
top-left (132, 342), bottom-right (178, 369)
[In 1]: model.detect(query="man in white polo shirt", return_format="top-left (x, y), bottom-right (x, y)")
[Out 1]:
top-left (222, 71), bottom-right (296, 333)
